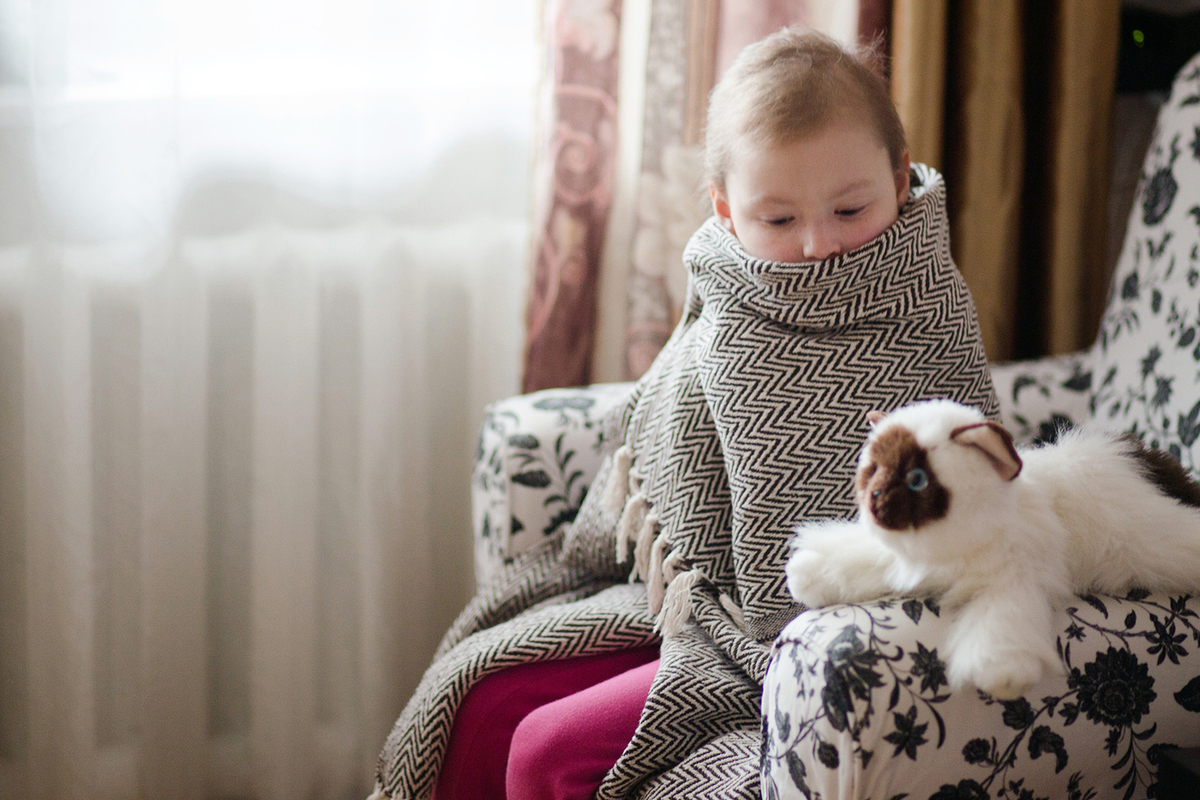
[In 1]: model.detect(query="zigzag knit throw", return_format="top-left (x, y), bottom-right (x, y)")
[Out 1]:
top-left (611, 162), bottom-right (999, 644)
top-left (371, 163), bottom-right (999, 799)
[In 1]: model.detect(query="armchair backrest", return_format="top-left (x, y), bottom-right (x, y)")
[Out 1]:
top-left (1090, 51), bottom-right (1200, 473)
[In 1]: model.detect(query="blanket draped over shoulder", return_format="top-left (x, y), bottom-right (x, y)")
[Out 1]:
top-left (371, 163), bottom-right (1000, 799)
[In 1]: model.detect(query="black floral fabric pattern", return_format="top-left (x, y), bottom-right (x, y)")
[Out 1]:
top-left (763, 593), bottom-right (1200, 800)
top-left (1090, 56), bottom-right (1200, 473)
top-left (472, 383), bottom-right (633, 584)
top-left (990, 355), bottom-right (1093, 447)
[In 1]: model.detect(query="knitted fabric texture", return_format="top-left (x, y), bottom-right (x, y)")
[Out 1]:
top-left (371, 163), bottom-right (999, 799)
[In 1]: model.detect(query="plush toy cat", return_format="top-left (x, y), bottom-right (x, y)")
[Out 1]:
top-left (786, 399), bottom-right (1200, 699)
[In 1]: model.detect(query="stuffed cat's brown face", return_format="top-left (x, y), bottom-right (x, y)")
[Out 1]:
top-left (856, 425), bottom-right (950, 531)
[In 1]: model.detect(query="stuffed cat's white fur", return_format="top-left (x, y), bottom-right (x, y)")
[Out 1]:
top-left (786, 399), bottom-right (1200, 699)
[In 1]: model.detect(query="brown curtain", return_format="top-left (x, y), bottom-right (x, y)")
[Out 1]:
top-left (891, 0), bottom-right (1121, 362)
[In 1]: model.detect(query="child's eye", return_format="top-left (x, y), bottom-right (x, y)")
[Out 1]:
top-left (765, 216), bottom-right (794, 227)
top-left (835, 206), bottom-right (866, 218)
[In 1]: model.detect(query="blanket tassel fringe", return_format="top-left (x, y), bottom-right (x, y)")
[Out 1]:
top-left (632, 509), bottom-right (658, 581)
top-left (603, 444), bottom-right (633, 514)
top-left (646, 532), bottom-right (672, 614)
top-left (655, 568), bottom-right (703, 637)
top-left (614, 491), bottom-right (647, 565)
top-left (719, 592), bottom-right (746, 630)
top-left (662, 550), bottom-right (685, 583)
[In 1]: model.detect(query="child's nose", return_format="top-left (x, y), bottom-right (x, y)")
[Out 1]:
top-left (800, 224), bottom-right (839, 260)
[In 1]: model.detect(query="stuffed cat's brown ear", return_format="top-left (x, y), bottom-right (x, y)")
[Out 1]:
top-left (866, 410), bottom-right (887, 427)
top-left (950, 421), bottom-right (1022, 481)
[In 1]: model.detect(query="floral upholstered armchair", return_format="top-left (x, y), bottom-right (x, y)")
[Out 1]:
top-left (470, 55), bottom-right (1200, 800)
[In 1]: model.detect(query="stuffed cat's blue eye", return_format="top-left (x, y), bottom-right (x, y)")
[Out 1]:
top-left (905, 468), bottom-right (929, 491)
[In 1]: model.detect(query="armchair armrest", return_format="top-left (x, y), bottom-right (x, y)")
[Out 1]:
top-left (764, 591), bottom-right (1200, 799)
top-left (472, 383), bottom-right (635, 587)
top-left (990, 352), bottom-right (1095, 446)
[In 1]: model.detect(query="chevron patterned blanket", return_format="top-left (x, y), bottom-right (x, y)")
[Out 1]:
top-left (371, 163), bottom-right (999, 799)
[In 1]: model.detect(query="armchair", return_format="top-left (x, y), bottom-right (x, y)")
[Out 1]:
top-left (469, 52), bottom-right (1200, 800)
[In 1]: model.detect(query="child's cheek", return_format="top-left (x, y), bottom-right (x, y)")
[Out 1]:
top-left (848, 207), bottom-right (900, 252)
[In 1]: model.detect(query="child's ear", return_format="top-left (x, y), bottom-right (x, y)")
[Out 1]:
top-left (710, 185), bottom-right (735, 233)
top-left (894, 149), bottom-right (912, 207)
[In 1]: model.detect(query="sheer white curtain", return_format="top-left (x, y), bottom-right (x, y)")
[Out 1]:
top-left (0, 2), bottom-right (536, 799)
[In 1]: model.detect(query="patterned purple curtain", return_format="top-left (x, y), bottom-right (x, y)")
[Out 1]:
top-left (522, 0), bottom-right (623, 392)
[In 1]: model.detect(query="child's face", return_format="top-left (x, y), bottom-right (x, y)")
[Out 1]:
top-left (710, 117), bottom-right (911, 263)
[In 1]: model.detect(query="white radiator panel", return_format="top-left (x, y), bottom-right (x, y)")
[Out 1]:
top-left (0, 220), bottom-right (526, 799)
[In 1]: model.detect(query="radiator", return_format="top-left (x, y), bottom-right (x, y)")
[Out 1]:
top-left (0, 220), bottom-right (526, 800)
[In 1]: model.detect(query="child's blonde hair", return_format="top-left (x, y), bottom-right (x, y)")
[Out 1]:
top-left (704, 28), bottom-right (907, 190)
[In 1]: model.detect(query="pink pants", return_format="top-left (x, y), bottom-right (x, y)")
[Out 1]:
top-left (432, 647), bottom-right (660, 800)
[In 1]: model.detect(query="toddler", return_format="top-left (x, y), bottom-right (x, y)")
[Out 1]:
top-left (705, 30), bottom-right (911, 264)
top-left (430, 28), bottom-right (924, 800)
